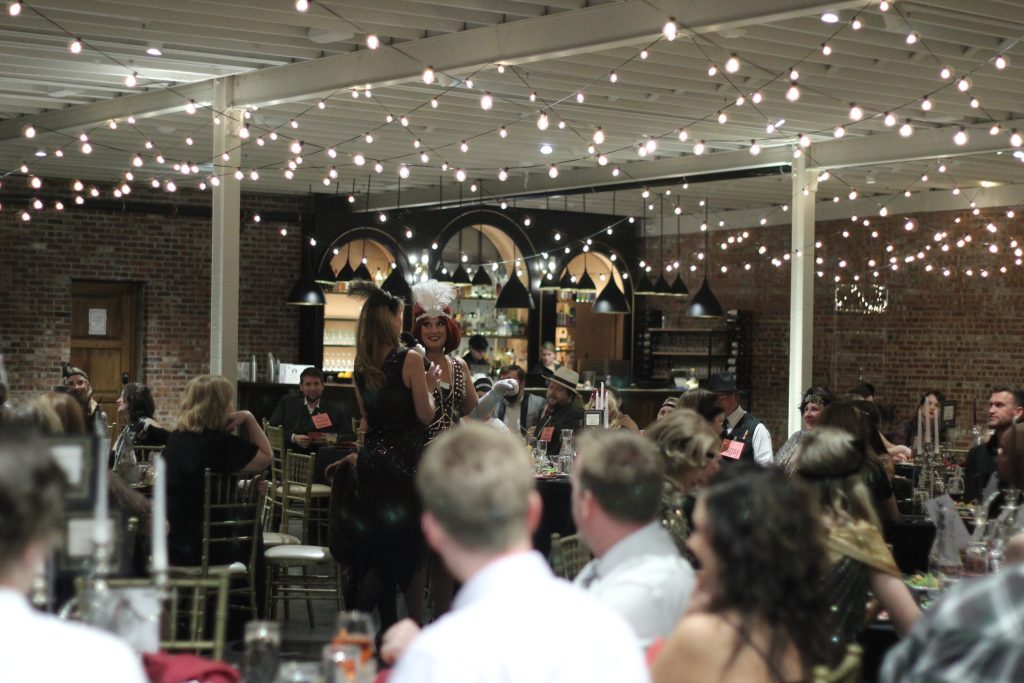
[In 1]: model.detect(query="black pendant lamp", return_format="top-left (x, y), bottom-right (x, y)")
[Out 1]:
top-left (538, 270), bottom-right (560, 290)
top-left (352, 239), bottom-right (373, 281)
top-left (335, 245), bottom-right (356, 282)
top-left (471, 227), bottom-right (493, 286)
top-left (669, 215), bottom-right (690, 297)
top-left (558, 269), bottom-right (577, 291)
top-left (287, 243), bottom-right (326, 306)
top-left (496, 247), bottom-right (535, 309)
top-left (451, 228), bottom-right (473, 285)
top-left (593, 277), bottom-right (631, 314)
top-left (575, 252), bottom-right (598, 293)
top-left (686, 199), bottom-right (724, 318)
top-left (381, 264), bottom-right (413, 302)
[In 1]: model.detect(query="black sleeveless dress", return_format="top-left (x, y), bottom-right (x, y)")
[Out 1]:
top-left (347, 347), bottom-right (428, 587)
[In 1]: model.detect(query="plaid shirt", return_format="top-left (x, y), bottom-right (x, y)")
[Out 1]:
top-left (880, 565), bottom-right (1024, 683)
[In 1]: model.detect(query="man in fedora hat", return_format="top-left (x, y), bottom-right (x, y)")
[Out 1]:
top-left (536, 367), bottom-right (584, 456)
top-left (708, 372), bottom-right (772, 466)
top-left (65, 366), bottom-right (107, 433)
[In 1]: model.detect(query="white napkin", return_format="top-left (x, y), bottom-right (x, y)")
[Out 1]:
top-left (925, 493), bottom-right (971, 551)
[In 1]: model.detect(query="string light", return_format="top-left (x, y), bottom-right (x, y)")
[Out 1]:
top-left (7, 2), bottom-right (21, 17)
top-left (953, 127), bottom-right (968, 145)
top-left (724, 54), bottom-right (740, 73)
top-left (366, 34), bottom-right (379, 49)
top-left (662, 19), bottom-right (677, 41)
top-left (480, 92), bottom-right (493, 110)
top-left (995, 54), bottom-right (1009, 70)
top-left (422, 67), bottom-right (434, 84)
top-left (124, 72), bottom-right (138, 87)
top-left (295, 0), bottom-right (309, 10)
top-left (899, 120), bottom-right (913, 137)
top-left (786, 82), bottom-right (800, 101)
top-left (537, 112), bottom-right (549, 130)
top-left (68, 38), bottom-right (83, 54)
top-left (920, 96), bottom-right (932, 111)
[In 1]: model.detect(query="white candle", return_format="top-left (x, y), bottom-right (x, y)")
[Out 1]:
top-left (151, 456), bottom-right (168, 574)
top-left (924, 406), bottom-right (931, 448)
top-left (93, 434), bottom-right (110, 546)
top-left (918, 410), bottom-right (923, 453)
top-left (935, 410), bottom-right (941, 449)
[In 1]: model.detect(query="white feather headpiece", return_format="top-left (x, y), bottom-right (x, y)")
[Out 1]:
top-left (411, 280), bottom-right (456, 320)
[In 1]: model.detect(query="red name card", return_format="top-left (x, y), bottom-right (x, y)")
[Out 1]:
top-left (719, 439), bottom-right (744, 460)
top-left (311, 412), bottom-right (333, 430)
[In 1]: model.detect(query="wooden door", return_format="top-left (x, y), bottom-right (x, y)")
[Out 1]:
top-left (70, 281), bottom-right (140, 430)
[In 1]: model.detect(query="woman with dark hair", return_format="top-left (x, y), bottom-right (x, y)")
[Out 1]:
top-left (652, 467), bottom-right (829, 683)
top-left (113, 382), bottom-right (169, 453)
top-left (794, 428), bottom-right (920, 662)
top-left (890, 390), bottom-right (945, 454)
top-left (339, 281), bottom-right (439, 637)
top-left (645, 408), bottom-right (720, 554)
top-left (678, 387), bottom-right (726, 434)
top-left (821, 401), bottom-right (901, 522)
top-left (774, 386), bottom-right (835, 470)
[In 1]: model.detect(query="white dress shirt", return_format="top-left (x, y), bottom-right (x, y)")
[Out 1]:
top-left (724, 406), bottom-right (774, 467)
top-left (390, 551), bottom-right (649, 683)
top-left (502, 399), bottom-right (522, 433)
top-left (574, 522), bottom-right (695, 647)
top-left (0, 587), bottom-right (147, 683)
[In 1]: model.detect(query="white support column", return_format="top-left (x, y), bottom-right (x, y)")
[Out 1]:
top-left (788, 152), bottom-right (818, 435)
top-left (210, 77), bottom-right (241, 383)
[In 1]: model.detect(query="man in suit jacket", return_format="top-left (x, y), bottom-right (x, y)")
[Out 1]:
top-left (494, 365), bottom-right (545, 437)
top-left (269, 367), bottom-right (348, 452)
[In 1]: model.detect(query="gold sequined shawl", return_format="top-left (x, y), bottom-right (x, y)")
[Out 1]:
top-left (826, 520), bottom-right (901, 577)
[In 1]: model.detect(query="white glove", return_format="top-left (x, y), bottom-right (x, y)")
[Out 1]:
top-left (492, 379), bottom-right (519, 396)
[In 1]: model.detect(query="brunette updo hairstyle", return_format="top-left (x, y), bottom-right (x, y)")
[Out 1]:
top-left (410, 305), bottom-right (461, 354)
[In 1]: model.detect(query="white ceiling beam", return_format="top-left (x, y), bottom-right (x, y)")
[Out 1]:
top-left (0, 0), bottom-right (863, 141)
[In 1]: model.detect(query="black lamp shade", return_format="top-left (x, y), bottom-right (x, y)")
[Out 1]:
top-left (558, 271), bottom-right (576, 291)
top-left (538, 271), bottom-right (560, 290)
top-left (451, 263), bottom-right (473, 285)
top-left (434, 263), bottom-right (455, 284)
top-left (287, 275), bottom-right (326, 306)
top-left (686, 276), bottom-right (724, 317)
top-left (593, 280), bottom-right (630, 314)
top-left (381, 265), bottom-right (413, 302)
top-left (352, 262), bottom-right (373, 282)
top-left (471, 265), bottom-right (493, 286)
top-left (575, 269), bottom-right (598, 293)
top-left (336, 260), bottom-right (356, 282)
top-left (496, 274), bottom-right (535, 309)
top-left (653, 273), bottom-right (672, 296)
top-left (670, 274), bottom-right (690, 298)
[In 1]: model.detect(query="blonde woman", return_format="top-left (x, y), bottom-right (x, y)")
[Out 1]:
top-left (645, 409), bottom-right (720, 554)
top-left (794, 427), bottom-right (920, 663)
top-left (585, 389), bottom-right (639, 432)
top-left (161, 374), bottom-right (271, 566)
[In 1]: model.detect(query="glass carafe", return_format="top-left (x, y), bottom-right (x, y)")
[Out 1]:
top-left (928, 501), bottom-right (963, 585)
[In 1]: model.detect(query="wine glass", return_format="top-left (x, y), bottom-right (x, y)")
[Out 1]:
top-left (333, 611), bottom-right (376, 667)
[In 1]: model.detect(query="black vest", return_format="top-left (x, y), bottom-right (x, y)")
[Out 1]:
top-left (721, 411), bottom-right (764, 463)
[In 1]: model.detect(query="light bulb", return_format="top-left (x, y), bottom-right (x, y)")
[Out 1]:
top-left (29, 176), bottom-right (41, 189)
top-left (480, 92), bottom-right (493, 110)
top-left (883, 112), bottom-right (896, 126)
top-left (68, 38), bottom-right (83, 54)
top-left (597, 154), bottom-right (608, 166)
top-left (789, 68), bottom-right (800, 81)
top-left (353, 153), bottom-right (365, 166)
top-left (906, 32), bottom-right (919, 45)
top-left (799, 134), bottom-right (811, 148)
top-left (537, 112), bottom-right (549, 130)
top-left (1011, 130), bottom-right (1022, 147)
top-left (239, 124), bottom-right (250, 139)
top-left (124, 72), bottom-right (138, 87)
top-left (749, 140), bottom-right (760, 155)
top-left (290, 140), bottom-right (302, 154)
top-left (725, 54), bottom-right (740, 73)
top-left (821, 43), bottom-right (832, 56)
top-left (498, 168), bottom-right (508, 181)
top-left (23, 124), bottom-right (34, 138)
top-left (834, 126), bottom-right (846, 138)
top-left (80, 142), bottom-right (92, 154)
top-left (422, 66), bottom-right (435, 84)
top-left (717, 111), bottom-right (727, 124)
top-left (995, 54), bottom-right (1009, 70)
top-left (548, 165), bottom-right (559, 178)
top-left (374, 161), bottom-right (383, 174)
top-left (953, 127), bottom-right (968, 145)
top-left (920, 96), bottom-right (932, 111)
top-left (899, 120), bottom-right (913, 137)
top-left (295, 0), bottom-right (309, 10)
top-left (957, 77), bottom-right (971, 92)
top-left (249, 169), bottom-right (259, 181)
top-left (785, 82), bottom-right (800, 101)
top-left (132, 154), bottom-right (143, 167)
top-left (751, 91), bottom-right (763, 104)
top-left (970, 97), bottom-right (980, 109)
top-left (662, 19), bottom-right (677, 41)
top-left (366, 34), bottom-right (379, 49)
top-left (420, 152), bottom-right (429, 163)
top-left (455, 168), bottom-right (467, 182)
top-left (7, 2), bottom-right (21, 16)
top-left (991, 123), bottom-right (1002, 135)
top-left (399, 164), bottom-right (410, 179)
top-left (707, 64), bottom-right (718, 77)
top-left (693, 140), bottom-right (705, 155)
top-left (234, 168), bottom-right (244, 180)
top-left (609, 72), bottom-right (618, 83)
top-left (460, 140), bottom-right (469, 153)
top-left (400, 115), bottom-right (409, 126)
top-left (851, 17), bottom-right (862, 29)
top-left (576, 92), bottom-right (585, 104)
top-left (593, 128), bottom-right (605, 145)
top-left (849, 103), bottom-right (863, 121)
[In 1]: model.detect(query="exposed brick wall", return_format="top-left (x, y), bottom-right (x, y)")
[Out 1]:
top-left (0, 179), bottom-right (309, 424)
top-left (645, 206), bottom-right (1024, 449)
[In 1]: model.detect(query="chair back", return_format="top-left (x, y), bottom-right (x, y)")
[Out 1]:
top-left (133, 444), bottom-right (164, 463)
top-left (281, 450), bottom-right (316, 543)
top-left (812, 644), bottom-right (863, 683)
top-left (85, 573), bottom-right (231, 661)
top-left (549, 533), bottom-right (592, 581)
top-left (199, 470), bottom-right (263, 577)
top-left (264, 421), bottom-right (286, 485)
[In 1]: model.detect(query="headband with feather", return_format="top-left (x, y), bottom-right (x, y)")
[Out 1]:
top-left (411, 280), bottom-right (456, 320)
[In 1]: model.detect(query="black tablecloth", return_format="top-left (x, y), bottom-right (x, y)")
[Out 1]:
top-left (533, 477), bottom-right (574, 557)
top-left (883, 516), bottom-right (936, 574)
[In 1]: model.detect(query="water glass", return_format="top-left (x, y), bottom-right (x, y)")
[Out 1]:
top-left (274, 662), bottom-right (321, 683)
top-left (244, 621), bottom-right (281, 683)
top-left (323, 642), bottom-right (372, 683)
top-left (333, 611), bottom-right (376, 666)
top-left (535, 440), bottom-right (548, 467)
top-left (964, 541), bottom-right (990, 576)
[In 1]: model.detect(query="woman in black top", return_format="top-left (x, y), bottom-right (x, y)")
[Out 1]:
top-left (161, 374), bottom-right (271, 566)
top-left (339, 282), bottom-right (438, 636)
top-left (115, 382), bottom-right (169, 447)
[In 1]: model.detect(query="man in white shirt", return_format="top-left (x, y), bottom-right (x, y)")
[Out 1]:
top-left (709, 372), bottom-right (773, 466)
top-left (493, 365), bottom-right (545, 436)
top-left (571, 429), bottom-right (696, 646)
top-left (382, 423), bottom-right (649, 683)
top-left (0, 434), bottom-right (147, 683)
